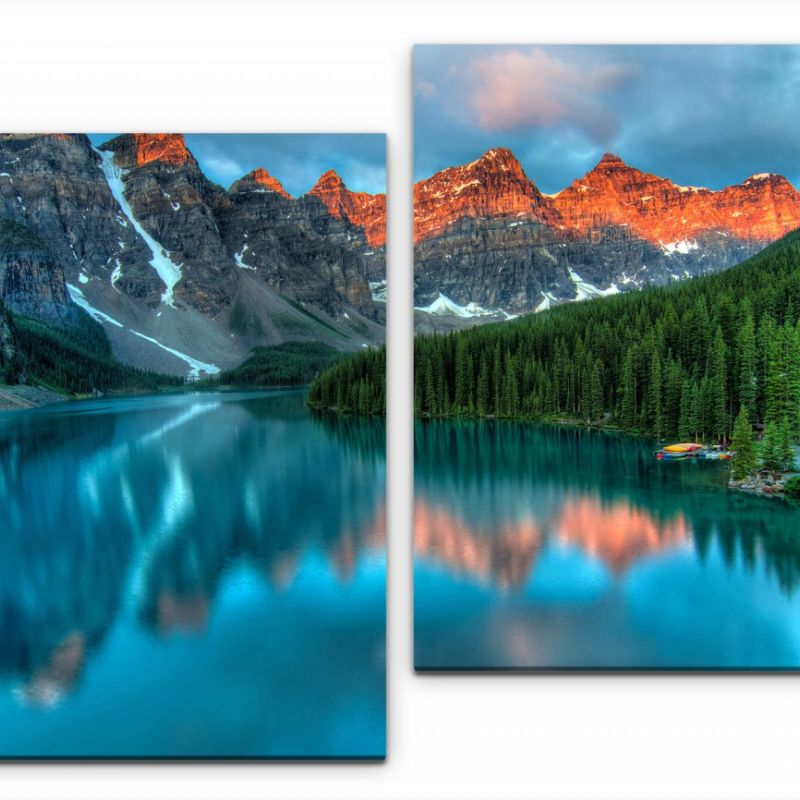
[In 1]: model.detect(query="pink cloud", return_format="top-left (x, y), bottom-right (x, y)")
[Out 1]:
top-left (468, 48), bottom-right (637, 142)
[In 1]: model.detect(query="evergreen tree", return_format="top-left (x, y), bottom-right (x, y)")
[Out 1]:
top-left (619, 348), bottom-right (636, 429)
top-left (761, 422), bottom-right (782, 474)
top-left (735, 309), bottom-right (757, 419)
top-left (731, 405), bottom-right (756, 481)
top-left (590, 359), bottom-right (603, 422)
top-left (678, 379), bottom-right (695, 441)
top-left (476, 355), bottom-right (489, 417)
top-left (646, 349), bottom-right (664, 438)
top-left (424, 358), bottom-right (436, 416)
top-left (778, 419), bottom-right (795, 473)
top-left (709, 325), bottom-right (729, 440)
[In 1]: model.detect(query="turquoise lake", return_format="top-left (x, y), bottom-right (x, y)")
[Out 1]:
top-left (415, 420), bottom-right (800, 670)
top-left (0, 390), bottom-right (385, 758)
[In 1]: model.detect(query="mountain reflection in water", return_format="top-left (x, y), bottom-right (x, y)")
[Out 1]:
top-left (415, 420), bottom-right (800, 669)
top-left (0, 390), bottom-right (386, 757)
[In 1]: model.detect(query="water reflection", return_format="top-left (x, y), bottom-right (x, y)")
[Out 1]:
top-left (555, 498), bottom-right (688, 574)
top-left (0, 391), bottom-right (385, 756)
top-left (414, 502), bottom-right (541, 589)
top-left (415, 420), bottom-right (800, 669)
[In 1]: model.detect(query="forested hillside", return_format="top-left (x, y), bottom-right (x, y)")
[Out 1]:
top-left (308, 345), bottom-right (385, 415)
top-left (210, 342), bottom-right (342, 388)
top-left (0, 300), bottom-right (354, 398)
top-left (309, 229), bottom-right (800, 442)
top-left (0, 302), bottom-right (183, 395)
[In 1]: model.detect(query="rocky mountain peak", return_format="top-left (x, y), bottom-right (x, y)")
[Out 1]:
top-left (413, 146), bottom-right (555, 242)
top-left (579, 153), bottom-right (645, 188)
top-left (414, 145), bottom-right (800, 321)
top-left (308, 170), bottom-right (349, 214)
top-left (470, 147), bottom-right (526, 175)
top-left (741, 172), bottom-right (795, 192)
top-left (101, 133), bottom-right (196, 171)
top-left (230, 167), bottom-right (291, 197)
top-left (595, 152), bottom-right (627, 169)
top-left (311, 169), bottom-right (346, 193)
top-left (308, 170), bottom-right (387, 249)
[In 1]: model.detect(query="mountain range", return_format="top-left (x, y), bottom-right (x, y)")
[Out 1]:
top-left (4, 135), bottom-right (797, 370)
top-left (0, 133), bottom-right (386, 376)
top-left (413, 147), bottom-right (800, 328)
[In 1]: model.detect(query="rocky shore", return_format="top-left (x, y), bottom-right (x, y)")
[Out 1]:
top-left (729, 473), bottom-right (791, 497)
top-left (0, 384), bottom-right (66, 411)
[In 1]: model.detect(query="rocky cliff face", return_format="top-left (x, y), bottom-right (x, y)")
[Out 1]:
top-left (551, 152), bottom-right (800, 244)
top-left (0, 133), bottom-right (158, 301)
top-left (100, 133), bottom-right (239, 315)
top-left (0, 305), bottom-right (15, 372)
top-left (414, 148), bottom-right (800, 322)
top-left (220, 171), bottom-right (374, 317)
top-left (0, 133), bottom-right (387, 375)
top-left (0, 220), bottom-right (80, 326)
top-left (309, 169), bottom-right (387, 248)
top-left (230, 167), bottom-right (291, 198)
top-left (414, 147), bottom-right (556, 242)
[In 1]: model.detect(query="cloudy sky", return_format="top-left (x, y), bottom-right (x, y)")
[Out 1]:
top-left (88, 133), bottom-right (386, 196)
top-left (414, 45), bottom-right (800, 193)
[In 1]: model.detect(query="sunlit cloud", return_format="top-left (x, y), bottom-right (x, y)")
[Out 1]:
top-left (468, 47), bottom-right (637, 142)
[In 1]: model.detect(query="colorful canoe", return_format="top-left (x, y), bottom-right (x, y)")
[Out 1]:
top-left (699, 450), bottom-right (733, 460)
top-left (662, 442), bottom-right (704, 453)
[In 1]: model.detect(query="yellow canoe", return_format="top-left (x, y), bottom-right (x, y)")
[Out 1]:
top-left (663, 442), bottom-right (703, 453)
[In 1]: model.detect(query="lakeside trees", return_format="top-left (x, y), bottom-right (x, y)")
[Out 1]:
top-left (308, 344), bottom-right (385, 415)
top-left (2, 298), bottom-right (350, 396)
top-left (210, 341), bottom-right (342, 388)
top-left (9, 311), bottom-right (183, 394)
top-left (731, 406), bottom-right (757, 480)
top-left (310, 229), bottom-right (800, 447)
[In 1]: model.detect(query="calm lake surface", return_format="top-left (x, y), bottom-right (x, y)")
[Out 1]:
top-left (415, 420), bottom-right (800, 670)
top-left (0, 390), bottom-right (385, 758)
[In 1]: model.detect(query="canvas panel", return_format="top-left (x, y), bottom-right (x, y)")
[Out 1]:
top-left (408, 45), bottom-right (800, 671)
top-left (0, 132), bottom-right (386, 757)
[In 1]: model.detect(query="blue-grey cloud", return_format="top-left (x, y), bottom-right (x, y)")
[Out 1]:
top-left (414, 45), bottom-right (800, 193)
top-left (89, 133), bottom-right (386, 196)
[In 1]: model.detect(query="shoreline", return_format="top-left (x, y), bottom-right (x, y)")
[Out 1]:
top-left (416, 413), bottom-right (795, 500)
top-left (0, 382), bottom-right (309, 413)
top-left (728, 473), bottom-right (798, 501)
top-left (0, 384), bottom-right (69, 411)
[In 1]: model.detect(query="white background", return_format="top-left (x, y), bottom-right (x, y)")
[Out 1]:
top-left (2, 1), bottom-right (800, 797)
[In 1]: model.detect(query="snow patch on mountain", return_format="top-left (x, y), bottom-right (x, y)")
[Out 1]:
top-left (234, 243), bottom-right (255, 270)
top-left (129, 330), bottom-right (220, 378)
top-left (416, 292), bottom-right (516, 319)
top-left (68, 284), bottom-right (219, 378)
top-left (110, 259), bottom-right (122, 292)
top-left (67, 283), bottom-right (124, 328)
top-left (567, 267), bottom-right (620, 301)
top-left (661, 239), bottom-right (699, 256)
top-left (94, 147), bottom-right (183, 306)
top-left (369, 280), bottom-right (387, 303)
top-left (535, 291), bottom-right (558, 312)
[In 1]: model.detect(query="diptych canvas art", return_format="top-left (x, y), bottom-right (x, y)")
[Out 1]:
top-left (0, 133), bottom-right (386, 757)
top-left (410, 45), bottom-right (800, 670)
top-left (2, 42), bottom-right (800, 764)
